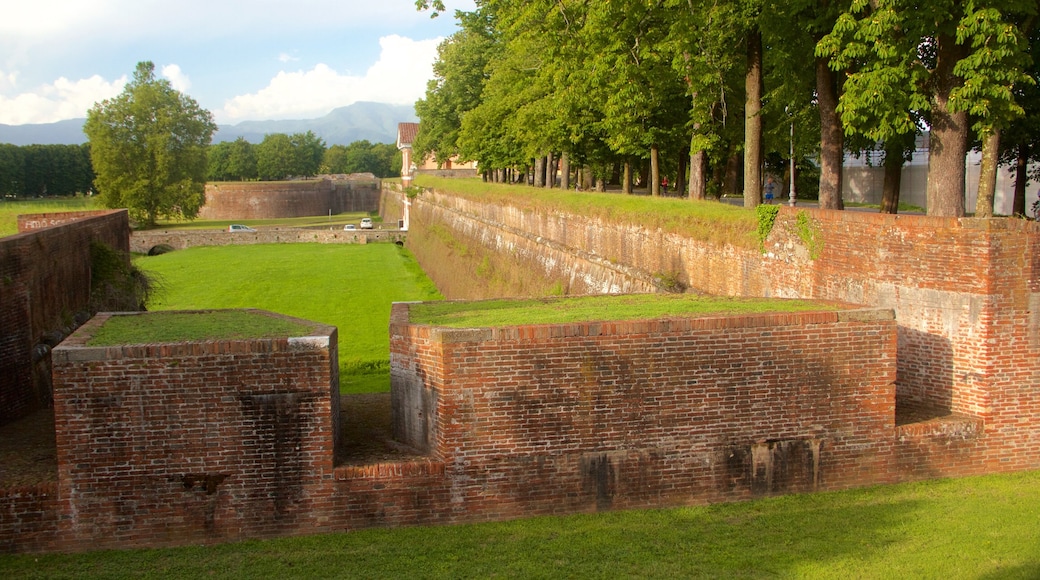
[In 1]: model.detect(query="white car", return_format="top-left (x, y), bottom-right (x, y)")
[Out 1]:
top-left (344, 224), bottom-right (357, 231)
top-left (360, 218), bottom-right (374, 229)
top-left (228, 224), bottom-right (256, 233)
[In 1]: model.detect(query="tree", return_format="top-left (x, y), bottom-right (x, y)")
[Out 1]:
top-left (291, 131), bottom-right (326, 177)
top-left (256, 133), bottom-right (297, 180)
top-left (84, 61), bottom-right (216, 226)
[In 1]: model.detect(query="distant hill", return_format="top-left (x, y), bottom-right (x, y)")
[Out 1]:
top-left (0, 102), bottom-right (418, 147)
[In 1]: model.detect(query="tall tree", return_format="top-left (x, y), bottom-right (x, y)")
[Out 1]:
top-left (85, 61), bottom-right (216, 226)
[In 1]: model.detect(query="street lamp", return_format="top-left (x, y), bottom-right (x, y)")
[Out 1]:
top-left (789, 112), bottom-right (797, 207)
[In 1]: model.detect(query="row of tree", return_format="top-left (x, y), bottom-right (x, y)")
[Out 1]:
top-left (207, 135), bottom-right (401, 182)
top-left (413, 0), bottom-right (1039, 216)
top-left (0, 143), bottom-right (94, 197)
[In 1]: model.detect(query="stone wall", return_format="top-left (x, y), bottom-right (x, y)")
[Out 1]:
top-left (200, 179), bottom-right (380, 220)
top-left (0, 210), bottom-right (130, 425)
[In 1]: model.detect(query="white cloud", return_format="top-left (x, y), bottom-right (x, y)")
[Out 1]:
top-left (161, 64), bottom-right (191, 93)
top-left (219, 35), bottom-right (439, 123)
top-left (0, 74), bottom-right (126, 125)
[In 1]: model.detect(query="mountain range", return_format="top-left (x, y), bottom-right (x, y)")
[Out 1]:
top-left (0, 101), bottom-right (418, 147)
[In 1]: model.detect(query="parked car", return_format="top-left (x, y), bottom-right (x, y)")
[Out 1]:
top-left (228, 224), bottom-right (256, 233)
top-left (344, 224), bottom-right (357, 231)
top-left (360, 218), bottom-right (374, 229)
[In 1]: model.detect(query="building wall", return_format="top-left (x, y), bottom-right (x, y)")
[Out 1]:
top-left (199, 179), bottom-right (380, 220)
top-left (0, 210), bottom-right (130, 425)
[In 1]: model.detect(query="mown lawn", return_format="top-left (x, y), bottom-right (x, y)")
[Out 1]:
top-left (2, 470), bottom-right (1038, 578)
top-left (0, 197), bottom-right (98, 237)
top-left (136, 243), bottom-right (441, 393)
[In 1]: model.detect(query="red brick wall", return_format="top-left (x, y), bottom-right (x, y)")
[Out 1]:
top-left (200, 179), bottom-right (380, 220)
top-left (49, 311), bottom-right (340, 551)
top-left (391, 304), bottom-right (900, 513)
top-left (0, 483), bottom-right (59, 553)
top-left (0, 210), bottom-right (130, 424)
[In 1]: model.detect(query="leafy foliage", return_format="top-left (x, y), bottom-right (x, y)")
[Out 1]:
top-left (84, 62), bottom-right (216, 226)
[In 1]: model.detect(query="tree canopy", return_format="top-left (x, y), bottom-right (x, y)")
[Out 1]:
top-left (84, 61), bottom-right (216, 226)
top-left (415, 0), bottom-right (1039, 216)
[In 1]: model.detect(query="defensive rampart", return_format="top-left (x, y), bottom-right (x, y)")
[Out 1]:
top-left (0, 210), bottom-right (130, 425)
top-left (200, 179), bottom-right (380, 220)
top-left (129, 227), bottom-right (405, 254)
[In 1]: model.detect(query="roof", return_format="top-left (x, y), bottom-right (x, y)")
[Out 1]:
top-left (397, 122), bottom-right (420, 149)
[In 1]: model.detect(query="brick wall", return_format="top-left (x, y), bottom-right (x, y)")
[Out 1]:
top-left (130, 227), bottom-right (406, 254)
top-left (48, 310), bottom-right (340, 551)
top-left (0, 210), bottom-right (130, 425)
top-left (392, 304), bottom-right (900, 513)
top-left (199, 179), bottom-right (380, 220)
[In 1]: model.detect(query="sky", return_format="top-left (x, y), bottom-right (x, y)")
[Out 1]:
top-left (0, 0), bottom-right (475, 126)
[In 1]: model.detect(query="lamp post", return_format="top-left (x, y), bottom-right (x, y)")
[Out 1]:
top-left (789, 113), bottom-right (797, 207)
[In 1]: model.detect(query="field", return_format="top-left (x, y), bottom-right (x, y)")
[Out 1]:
top-left (1, 470), bottom-right (1038, 578)
top-left (135, 243), bottom-right (441, 393)
top-left (0, 197), bottom-right (98, 237)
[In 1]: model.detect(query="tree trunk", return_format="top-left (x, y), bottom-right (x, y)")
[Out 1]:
top-left (744, 30), bottom-right (764, 208)
top-left (560, 153), bottom-right (571, 191)
top-left (689, 149), bottom-right (706, 200)
top-left (724, 150), bottom-right (742, 197)
top-left (975, 130), bottom-right (1000, 218)
top-left (1014, 144), bottom-right (1029, 216)
top-left (926, 33), bottom-right (969, 217)
top-left (816, 57), bottom-right (844, 210)
top-left (582, 166), bottom-right (593, 191)
top-left (650, 145), bottom-right (661, 196)
top-left (623, 160), bottom-right (633, 194)
top-left (533, 157), bottom-right (544, 187)
top-left (880, 144), bottom-right (904, 214)
top-left (675, 148), bottom-right (687, 197)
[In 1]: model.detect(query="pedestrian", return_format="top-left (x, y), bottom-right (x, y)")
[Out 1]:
top-left (765, 176), bottom-right (776, 204)
top-left (662, 176), bottom-right (669, 194)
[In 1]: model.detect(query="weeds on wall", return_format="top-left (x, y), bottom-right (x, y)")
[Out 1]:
top-left (90, 241), bottom-right (158, 312)
top-left (793, 211), bottom-right (823, 260)
top-left (756, 204), bottom-right (781, 252)
top-left (653, 271), bottom-right (687, 293)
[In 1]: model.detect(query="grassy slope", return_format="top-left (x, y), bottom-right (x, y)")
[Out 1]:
top-left (0, 197), bottom-right (98, 237)
top-left (136, 243), bottom-right (441, 393)
top-left (2, 470), bottom-right (1037, 578)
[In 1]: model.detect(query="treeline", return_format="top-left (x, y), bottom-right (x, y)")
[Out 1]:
top-left (414, 1), bottom-right (1039, 217)
top-left (207, 132), bottom-right (401, 181)
top-left (0, 143), bottom-right (94, 197)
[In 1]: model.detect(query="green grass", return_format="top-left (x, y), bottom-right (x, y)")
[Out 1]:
top-left (410, 294), bottom-right (837, 328)
top-left (0, 197), bottom-right (99, 237)
top-left (2, 469), bottom-right (1038, 578)
top-left (86, 310), bottom-right (316, 346)
top-left (136, 243), bottom-right (442, 393)
top-left (414, 176), bottom-right (760, 251)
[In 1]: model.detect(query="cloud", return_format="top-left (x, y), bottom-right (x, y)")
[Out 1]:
top-left (161, 64), bottom-right (191, 93)
top-left (219, 35), bottom-right (440, 123)
top-left (0, 73), bottom-right (125, 125)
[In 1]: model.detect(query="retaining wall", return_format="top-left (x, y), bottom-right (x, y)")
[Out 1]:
top-left (200, 179), bottom-right (380, 220)
top-left (130, 227), bottom-right (405, 254)
top-left (0, 210), bottom-right (130, 425)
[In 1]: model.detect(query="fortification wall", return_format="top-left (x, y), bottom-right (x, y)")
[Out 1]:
top-left (0, 210), bottom-right (130, 424)
top-left (392, 305), bottom-right (900, 513)
top-left (200, 179), bottom-right (380, 220)
top-left (400, 189), bottom-right (1040, 476)
top-left (130, 227), bottom-right (405, 254)
top-left (41, 311), bottom-right (340, 551)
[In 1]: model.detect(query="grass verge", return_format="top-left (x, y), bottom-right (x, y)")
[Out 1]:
top-left (0, 197), bottom-right (98, 237)
top-left (2, 470), bottom-right (1037, 578)
top-left (135, 243), bottom-right (442, 393)
top-left (414, 176), bottom-right (760, 251)
top-left (86, 311), bottom-right (316, 346)
top-left (410, 294), bottom-right (837, 328)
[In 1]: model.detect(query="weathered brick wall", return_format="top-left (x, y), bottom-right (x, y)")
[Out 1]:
top-left (49, 311), bottom-right (340, 551)
top-left (391, 304), bottom-right (900, 513)
top-left (130, 227), bottom-right (405, 254)
top-left (0, 210), bottom-right (130, 424)
top-left (200, 179), bottom-right (380, 220)
top-left (0, 483), bottom-right (59, 553)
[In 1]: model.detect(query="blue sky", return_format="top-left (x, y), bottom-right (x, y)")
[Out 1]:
top-left (0, 0), bottom-right (474, 125)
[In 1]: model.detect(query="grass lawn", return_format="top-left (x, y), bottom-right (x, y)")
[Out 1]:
top-left (2, 470), bottom-right (1037, 578)
top-left (0, 197), bottom-right (98, 237)
top-left (136, 243), bottom-right (441, 393)
top-left (86, 311), bottom-right (317, 345)
top-left (410, 294), bottom-right (838, 328)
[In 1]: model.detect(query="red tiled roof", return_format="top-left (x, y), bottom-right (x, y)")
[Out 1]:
top-left (397, 122), bottom-right (420, 148)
